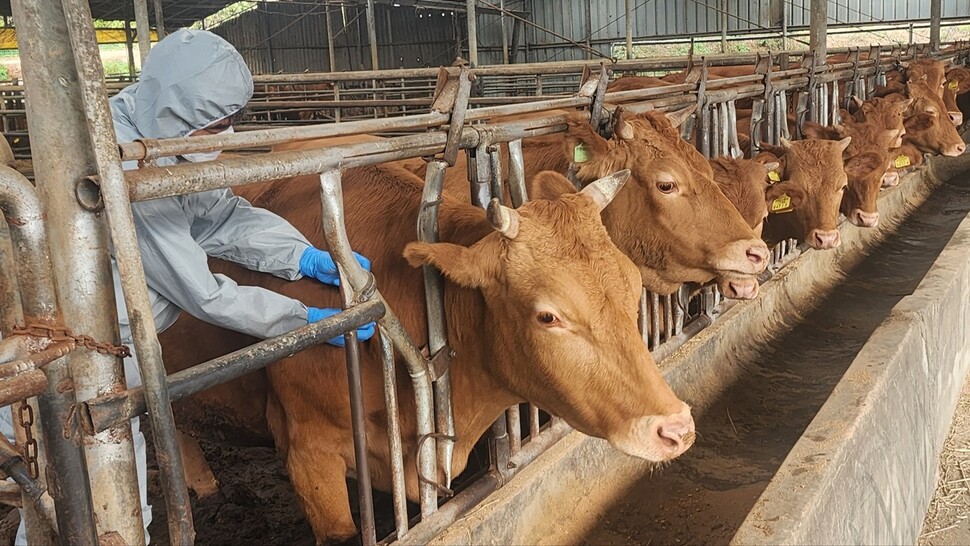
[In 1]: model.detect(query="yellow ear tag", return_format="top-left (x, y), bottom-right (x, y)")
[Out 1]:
top-left (948, 80), bottom-right (959, 90)
top-left (573, 143), bottom-right (590, 163)
top-left (770, 194), bottom-right (793, 213)
top-left (894, 154), bottom-right (911, 168)
top-left (767, 171), bottom-right (781, 183)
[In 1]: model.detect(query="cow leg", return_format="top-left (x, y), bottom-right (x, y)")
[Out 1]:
top-left (287, 443), bottom-right (357, 544)
top-left (177, 430), bottom-right (220, 498)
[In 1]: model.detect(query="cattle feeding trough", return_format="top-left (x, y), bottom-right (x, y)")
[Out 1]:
top-left (0, 0), bottom-right (969, 542)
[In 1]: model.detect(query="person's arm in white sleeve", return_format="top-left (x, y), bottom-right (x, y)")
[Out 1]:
top-left (182, 189), bottom-right (311, 280)
top-left (132, 197), bottom-right (308, 339)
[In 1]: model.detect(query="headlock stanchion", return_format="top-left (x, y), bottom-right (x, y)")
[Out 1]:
top-left (0, 5), bottom-right (966, 541)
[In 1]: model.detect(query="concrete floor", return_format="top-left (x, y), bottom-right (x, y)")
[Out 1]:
top-left (920, 373), bottom-right (970, 546)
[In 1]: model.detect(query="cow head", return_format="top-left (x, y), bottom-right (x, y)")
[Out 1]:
top-left (562, 109), bottom-right (769, 299)
top-left (405, 171), bottom-right (695, 462)
top-left (761, 138), bottom-right (851, 249)
top-left (802, 121), bottom-right (900, 228)
top-left (709, 156), bottom-right (777, 238)
top-left (903, 77), bottom-right (967, 157)
top-left (851, 95), bottom-right (912, 147)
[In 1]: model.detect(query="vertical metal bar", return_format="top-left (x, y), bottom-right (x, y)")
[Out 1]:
top-left (488, 145), bottom-right (504, 205)
top-left (673, 290), bottom-right (684, 336)
top-left (507, 405), bottom-right (522, 455)
top-left (663, 294), bottom-right (673, 342)
top-left (13, 0), bottom-right (147, 543)
top-left (365, 0), bottom-right (379, 70)
top-left (625, 0), bottom-right (633, 59)
top-left (529, 404), bottom-right (540, 439)
top-left (699, 105), bottom-right (712, 158)
top-left (318, 170), bottom-right (439, 518)
top-left (57, 0), bottom-right (192, 542)
top-left (781, 0), bottom-right (788, 51)
top-left (506, 139), bottom-right (528, 207)
top-left (133, 0), bottom-right (151, 67)
top-left (467, 0), bottom-right (478, 67)
top-left (124, 20), bottom-right (136, 80)
top-left (720, 0), bottom-right (728, 52)
top-left (809, 0), bottom-right (827, 64)
top-left (930, 0), bottom-right (942, 51)
top-left (150, 0), bottom-right (165, 39)
top-left (650, 291), bottom-right (661, 348)
top-left (489, 415), bottom-right (512, 479)
top-left (340, 275), bottom-right (376, 546)
top-left (719, 102), bottom-right (730, 157)
top-left (584, 0), bottom-right (592, 60)
top-left (471, 144), bottom-right (493, 209)
top-left (378, 326), bottom-right (409, 541)
top-left (419, 160), bottom-right (454, 490)
top-left (499, 0), bottom-right (509, 65)
top-left (326, 2), bottom-right (337, 72)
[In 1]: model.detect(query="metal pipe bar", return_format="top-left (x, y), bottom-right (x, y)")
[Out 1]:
top-left (506, 139), bottom-right (527, 207)
top-left (340, 276), bottom-right (377, 546)
top-left (8, 3), bottom-right (147, 541)
top-left (393, 420), bottom-right (572, 546)
top-left (316, 170), bottom-right (439, 517)
top-left (507, 405), bottom-right (522, 455)
top-left (150, 0), bottom-right (164, 38)
top-left (624, 0), bottom-right (633, 59)
top-left (529, 404), bottom-right (540, 439)
top-left (133, 0), bottom-right (151, 67)
top-left (419, 160), bottom-right (455, 489)
top-left (650, 291), bottom-right (661, 349)
top-left (365, 0), bottom-right (379, 70)
top-left (638, 288), bottom-right (649, 345)
top-left (81, 301), bottom-right (385, 434)
top-left (378, 327), bottom-right (409, 540)
top-left (57, 0), bottom-right (192, 541)
top-left (0, 340), bottom-right (74, 380)
top-left (466, 0), bottom-right (478, 67)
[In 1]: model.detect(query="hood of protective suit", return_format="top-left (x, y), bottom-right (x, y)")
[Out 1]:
top-left (110, 29), bottom-right (252, 166)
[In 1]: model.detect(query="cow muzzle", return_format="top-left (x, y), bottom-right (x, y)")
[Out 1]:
top-left (612, 404), bottom-right (696, 462)
top-left (944, 141), bottom-right (967, 157)
top-left (712, 239), bottom-right (770, 276)
top-left (850, 209), bottom-right (880, 228)
top-left (718, 274), bottom-right (760, 300)
top-left (881, 171), bottom-right (900, 188)
top-left (809, 228), bottom-right (841, 250)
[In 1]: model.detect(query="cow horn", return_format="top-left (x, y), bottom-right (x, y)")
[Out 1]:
top-left (780, 137), bottom-right (794, 150)
top-left (665, 104), bottom-right (698, 128)
top-left (582, 169), bottom-right (631, 211)
top-left (850, 95), bottom-right (864, 109)
top-left (486, 198), bottom-right (520, 239)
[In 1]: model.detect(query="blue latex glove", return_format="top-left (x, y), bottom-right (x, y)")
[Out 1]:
top-left (308, 307), bottom-right (376, 347)
top-left (299, 247), bottom-right (371, 286)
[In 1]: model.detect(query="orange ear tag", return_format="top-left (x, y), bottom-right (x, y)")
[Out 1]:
top-left (767, 171), bottom-right (781, 183)
top-left (894, 154), bottom-right (911, 169)
top-left (573, 143), bottom-right (590, 163)
top-left (770, 194), bottom-right (793, 214)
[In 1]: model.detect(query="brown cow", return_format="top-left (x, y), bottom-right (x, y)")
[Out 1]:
top-left (708, 156), bottom-right (779, 238)
top-left (757, 137), bottom-right (852, 249)
top-left (802, 120), bottom-right (901, 227)
top-left (607, 76), bottom-right (671, 92)
top-left (405, 109), bottom-right (770, 299)
top-left (902, 76), bottom-right (967, 157)
top-left (162, 164), bottom-right (695, 543)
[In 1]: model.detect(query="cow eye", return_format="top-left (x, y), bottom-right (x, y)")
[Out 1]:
top-left (656, 180), bottom-right (677, 194)
top-left (536, 311), bottom-right (561, 326)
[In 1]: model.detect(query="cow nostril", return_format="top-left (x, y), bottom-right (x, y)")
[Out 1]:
top-left (656, 424), bottom-right (685, 451)
top-left (746, 247), bottom-right (765, 264)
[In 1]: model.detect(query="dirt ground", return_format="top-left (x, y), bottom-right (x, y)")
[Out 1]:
top-left (919, 373), bottom-right (970, 545)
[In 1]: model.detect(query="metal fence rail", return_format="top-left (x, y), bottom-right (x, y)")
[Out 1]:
top-left (0, 6), bottom-right (966, 542)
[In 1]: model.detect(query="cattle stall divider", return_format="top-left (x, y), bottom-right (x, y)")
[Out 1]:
top-left (0, 4), bottom-right (966, 541)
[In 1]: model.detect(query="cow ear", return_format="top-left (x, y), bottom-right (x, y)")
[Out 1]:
top-left (835, 136), bottom-right (852, 153)
top-left (564, 112), bottom-right (610, 160)
top-left (612, 107), bottom-right (636, 141)
top-left (844, 152), bottom-right (885, 178)
top-left (404, 242), bottom-right (497, 289)
top-left (529, 171), bottom-right (576, 200)
top-left (762, 161), bottom-right (781, 173)
top-left (906, 112), bottom-right (936, 132)
top-left (580, 169), bottom-right (631, 211)
top-left (765, 182), bottom-right (805, 212)
top-left (894, 97), bottom-right (915, 114)
top-left (664, 104), bottom-right (697, 128)
top-left (802, 121), bottom-right (839, 140)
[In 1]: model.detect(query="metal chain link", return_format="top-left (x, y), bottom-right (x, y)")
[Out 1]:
top-left (17, 400), bottom-right (38, 479)
top-left (12, 322), bottom-right (131, 358)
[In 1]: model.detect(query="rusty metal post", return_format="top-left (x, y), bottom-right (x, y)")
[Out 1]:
top-left (58, 0), bottom-right (195, 542)
top-left (123, 20), bottom-right (136, 80)
top-left (809, 0), bottom-right (827, 64)
top-left (625, 0), bottom-right (633, 59)
top-left (930, 0), bottom-right (942, 52)
top-left (326, 2), bottom-right (337, 72)
top-left (467, 0), bottom-right (478, 67)
top-left (10, 0), bottom-right (145, 543)
top-left (365, 0), bottom-right (379, 70)
top-left (151, 0), bottom-right (165, 39)
top-left (133, 0), bottom-right (151, 68)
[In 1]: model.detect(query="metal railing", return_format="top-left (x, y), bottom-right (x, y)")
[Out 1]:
top-left (0, 4), bottom-right (966, 542)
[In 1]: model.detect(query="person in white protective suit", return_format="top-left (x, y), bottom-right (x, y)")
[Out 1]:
top-left (1, 28), bottom-right (374, 544)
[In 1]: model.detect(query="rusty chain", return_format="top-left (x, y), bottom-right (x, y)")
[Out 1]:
top-left (17, 400), bottom-right (38, 479)
top-left (12, 322), bottom-right (131, 359)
